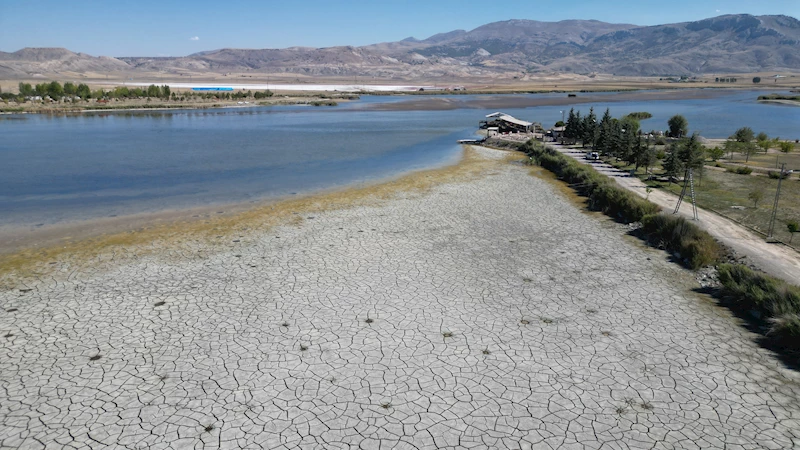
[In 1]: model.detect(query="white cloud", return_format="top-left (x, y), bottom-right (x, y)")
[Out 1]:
top-left (190, 36), bottom-right (200, 41)
top-left (716, 9), bottom-right (720, 12)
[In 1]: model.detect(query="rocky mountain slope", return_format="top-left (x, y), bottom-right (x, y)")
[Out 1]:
top-left (2, 14), bottom-right (798, 80)
top-left (0, 48), bottom-right (129, 78)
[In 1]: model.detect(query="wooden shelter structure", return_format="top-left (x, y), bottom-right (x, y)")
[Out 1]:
top-left (481, 112), bottom-right (533, 134)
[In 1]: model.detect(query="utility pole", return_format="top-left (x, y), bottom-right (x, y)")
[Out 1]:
top-left (767, 163), bottom-right (791, 239)
top-left (674, 167), bottom-right (699, 220)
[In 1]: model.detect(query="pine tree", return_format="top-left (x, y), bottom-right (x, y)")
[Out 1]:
top-left (581, 107), bottom-right (598, 149)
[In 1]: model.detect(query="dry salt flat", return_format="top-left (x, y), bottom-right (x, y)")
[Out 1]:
top-left (1, 147), bottom-right (799, 449)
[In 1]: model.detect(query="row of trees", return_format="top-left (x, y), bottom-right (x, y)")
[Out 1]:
top-left (18, 81), bottom-right (92, 100)
top-left (17, 81), bottom-right (171, 101)
top-left (22, 82), bottom-right (170, 101)
top-left (10, 81), bottom-right (275, 103)
top-left (564, 108), bottom-right (796, 183)
top-left (564, 107), bottom-right (662, 173)
top-left (564, 110), bottom-right (720, 181)
top-left (723, 128), bottom-right (794, 162)
top-left (107, 84), bottom-right (171, 99)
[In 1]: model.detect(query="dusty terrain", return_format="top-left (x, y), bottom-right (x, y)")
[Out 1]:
top-left (1, 147), bottom-right (798, 449)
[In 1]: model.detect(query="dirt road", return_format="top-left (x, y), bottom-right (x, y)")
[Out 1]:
top-left (550, 144), bottom-right (800, 284)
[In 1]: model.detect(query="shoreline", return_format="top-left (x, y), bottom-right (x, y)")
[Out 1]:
top-left (0, 99), bottom-right (344, 115)
top-left (0, 146), bottom-right (495, 282)
top-left (363, 88), bottom-right (738, 111)
top-left (758, 99), bottom-right (800, 107)
top-left (1, 86), bottom-right (783, 115)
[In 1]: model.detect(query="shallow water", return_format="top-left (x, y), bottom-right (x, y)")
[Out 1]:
top-left (0, 108), bottom-right (468, 228)
top-left (1, 89), bottom-right (797, 231)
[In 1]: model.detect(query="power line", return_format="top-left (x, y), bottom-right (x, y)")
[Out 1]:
top-left (767, 163), bottom-right (789, 239)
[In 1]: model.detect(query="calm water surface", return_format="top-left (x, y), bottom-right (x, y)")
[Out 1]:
top-left (0, 89), bottom-right (797, 230)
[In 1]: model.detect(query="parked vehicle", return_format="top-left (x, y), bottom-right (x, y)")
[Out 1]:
top-left (585, 152), bottom-right (600, 161)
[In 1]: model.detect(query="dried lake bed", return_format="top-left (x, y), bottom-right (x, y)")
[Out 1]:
top-left (1, 147), bottom-right (798, 449)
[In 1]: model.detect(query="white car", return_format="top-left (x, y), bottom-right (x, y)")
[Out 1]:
top-left (585, 152), bottom-right (600, 161)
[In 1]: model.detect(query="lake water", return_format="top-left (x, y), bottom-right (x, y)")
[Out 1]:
top-left (1, 89), bottom-right (798, 234)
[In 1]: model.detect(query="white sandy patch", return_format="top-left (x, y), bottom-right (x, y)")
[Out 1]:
top-left (122, 82), bottom-right (432, 92)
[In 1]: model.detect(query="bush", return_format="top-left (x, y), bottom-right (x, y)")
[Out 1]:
top-left (309, 100), bottom-right (337, 107)
top-left (625, 112), bottom-right (653, 120)
top-left (640, 214), bottom-right (722, 269)
top-left (727, 166), bottom-right (753, 175)
top-left (770, 314), bottom-right (800, 342)
top-left (768, 170), bottom-right (790, 180)
top-left (521, 140), bottom-right (660, 223)
top-left (718, 264), bottom-right (800, 345)
top-left (588, 183), bottom-right (661, 223)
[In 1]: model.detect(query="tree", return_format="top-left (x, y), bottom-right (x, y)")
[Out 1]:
top-left (742, 142), bottom-right (758, 162)
top-left (748, 189), bottom-right (764, 208)
top-left (667, 115), bottom-right (688, 138)
top-left (18, 82), bottom-right (34, 96)
top-left (707, 146), bottom-right (725, 161)
top-left (724, 139), bottom-right (739, 160)
top-left (788, 220), bottom-right (799, 243)
top-left (47, 81), bottom-right (64, 100)
top-left (662, 143), bottom-right (683, 182)
top-left (63, 82), bottom-right (77, 95)
top-left (596, 108), bottom-right (614, 156)
top-left (581, 107), bottom-right (598, 148)
top-left (676, 134), bottom-right (706, 185)
top-left (730, 127), bottom-right (757, 162)
top-left (732, 126), bottom-right (755, 143)
top-left (564, 108), bottom-right (580, 142)
top-left (641, 146), bottom-right (658, 174)
top-left (779, 141), bottom-right (794, 153)
top-left (554, 120), bottom-right (565, 127)
top-left (631, 135), bottom-right (655, 172)
top-left (756, 132), bottom-right (771, 153)
top-left (753, 77), bottom-right (761, 84)
top-left (76, 83), bottom-right (91, 99)
top-left (146, 84), bottom-right (161, 98)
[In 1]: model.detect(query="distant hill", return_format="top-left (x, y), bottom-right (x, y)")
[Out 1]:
top-left (3, 14), bottom-right (799, 80)
top-left (0, 48), bottom-right (129, 78)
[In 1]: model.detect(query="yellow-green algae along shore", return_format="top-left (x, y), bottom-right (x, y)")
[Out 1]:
top-left (0, 146), bottom-right (507, 286)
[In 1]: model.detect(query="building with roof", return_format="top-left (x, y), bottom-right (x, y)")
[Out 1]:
top-left (481, 112), bottom-right (533, 134)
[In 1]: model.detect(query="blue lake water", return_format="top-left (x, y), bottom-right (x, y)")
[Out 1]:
top-left (0, 89), bottom-right (797, 231)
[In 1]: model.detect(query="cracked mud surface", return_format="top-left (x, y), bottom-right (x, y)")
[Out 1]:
top-left (2, 147), bottom-right (799, 449)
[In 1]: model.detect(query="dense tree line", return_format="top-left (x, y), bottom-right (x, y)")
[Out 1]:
top-left (565, 109), bottom-right (706, 178)
top-left (6, 81), bottom-right (274, 103)
top-left (563, 107), bottom-right (795, 182)
top-left (16, 81), bottom-right (93, 101)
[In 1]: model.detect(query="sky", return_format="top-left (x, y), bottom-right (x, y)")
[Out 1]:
top-left (1, 0), bottom-right (798, 57)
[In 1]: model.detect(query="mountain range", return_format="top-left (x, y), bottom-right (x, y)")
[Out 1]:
top-left (1, 14), bottom-right (798, 81)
